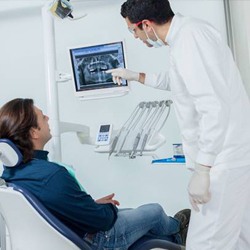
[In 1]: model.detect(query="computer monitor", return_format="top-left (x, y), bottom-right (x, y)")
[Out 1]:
top-left (69, 41), bottom-right (129, 100)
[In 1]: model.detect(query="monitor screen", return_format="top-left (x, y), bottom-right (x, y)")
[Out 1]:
top-left (69, 41), bottom-right (129, 100)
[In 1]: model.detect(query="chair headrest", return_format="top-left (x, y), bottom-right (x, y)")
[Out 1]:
top-left (0, 139), bottom-right (23, 167)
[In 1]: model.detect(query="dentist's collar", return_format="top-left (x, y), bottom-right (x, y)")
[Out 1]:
top-left (165, 13), bottom-right (184, 46)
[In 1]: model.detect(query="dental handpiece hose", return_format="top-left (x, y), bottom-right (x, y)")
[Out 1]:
top-left (140, 100), bottom-right (171, 154)
top-left (138, 101), bottom-right (159, 155)
top-left (129, 133), bottom-right (141, 159)
top-left (116, 102), bottom-right (146, 155)
top-left (109, 103), bottom-right (142, 158)
top-left (129, 102), bottom-right (153, 158)
top-left (108, 135), bottom-right (118, 159)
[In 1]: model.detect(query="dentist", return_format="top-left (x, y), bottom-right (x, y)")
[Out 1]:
top-left (107, 0), bottom-right (250, 249)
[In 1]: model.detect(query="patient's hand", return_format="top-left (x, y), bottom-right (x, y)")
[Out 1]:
top-left (95, 193), bottom-right (120, 206)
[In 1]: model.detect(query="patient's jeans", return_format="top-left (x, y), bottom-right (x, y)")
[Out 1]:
top-left (84, 203), bottom-right (181, 250)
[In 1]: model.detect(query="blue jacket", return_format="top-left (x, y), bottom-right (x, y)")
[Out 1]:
top-left (1, 150), bottom-right (118, 237)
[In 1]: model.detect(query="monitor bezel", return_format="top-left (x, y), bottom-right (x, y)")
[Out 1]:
top-left (68, 40), bottom-right (129, 100)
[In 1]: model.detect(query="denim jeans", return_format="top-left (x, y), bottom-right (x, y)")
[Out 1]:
top-left (84, 203), bottom-right (181, 250)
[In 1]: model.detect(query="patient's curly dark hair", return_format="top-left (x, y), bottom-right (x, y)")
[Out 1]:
top-left (0, 98), bottom-right (38, 162)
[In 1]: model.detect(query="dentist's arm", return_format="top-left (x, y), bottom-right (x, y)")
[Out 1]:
top-left (106, 68), bottom-right (145, 85)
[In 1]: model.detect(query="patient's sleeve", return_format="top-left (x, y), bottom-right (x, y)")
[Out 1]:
top-left (40, 167), bottom-right (118, 236)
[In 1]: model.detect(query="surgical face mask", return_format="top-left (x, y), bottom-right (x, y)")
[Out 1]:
top-left (143, 26), bottom-right (165, 48)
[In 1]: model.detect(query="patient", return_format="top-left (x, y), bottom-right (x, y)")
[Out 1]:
top-left (0, 98), bottom-right (190, 249)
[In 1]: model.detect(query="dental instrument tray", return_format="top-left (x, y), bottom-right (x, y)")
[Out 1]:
top-left (94, 100), bottom-right (173, 159)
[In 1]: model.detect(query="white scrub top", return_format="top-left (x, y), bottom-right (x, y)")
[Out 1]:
top-left (145, 13), bottom-right (250, 169)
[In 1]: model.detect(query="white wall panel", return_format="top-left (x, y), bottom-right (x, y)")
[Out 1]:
top-left (228, 1), bottom-right (250, 97)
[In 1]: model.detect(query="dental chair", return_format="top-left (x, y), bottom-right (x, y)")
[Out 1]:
top-left (0, 139), bottom-right (184, 250)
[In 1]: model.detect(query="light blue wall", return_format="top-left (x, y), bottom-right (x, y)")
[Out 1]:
top-left (0, 0), bottom-right (226, 214)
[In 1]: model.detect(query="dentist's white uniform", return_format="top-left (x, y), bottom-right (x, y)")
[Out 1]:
top-left (145, 13), bottom-right (250, 250)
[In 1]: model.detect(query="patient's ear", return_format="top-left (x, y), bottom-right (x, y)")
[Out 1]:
top-left (30, 127), bottom-right (39, 140)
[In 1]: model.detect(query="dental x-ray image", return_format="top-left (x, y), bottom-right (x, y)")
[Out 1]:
top-left (69, 41), bottom-right (127, 93)
top-left (77, 52), bottom-right (119, 87)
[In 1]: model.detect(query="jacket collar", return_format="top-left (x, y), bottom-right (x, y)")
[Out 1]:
top-left (33, 150), bottom-right (49, 161)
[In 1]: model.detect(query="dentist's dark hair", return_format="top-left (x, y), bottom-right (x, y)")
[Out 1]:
top-left (0, 98), bottom-right (38, 162)
top-left (121, 0), bottom-right (174, 28)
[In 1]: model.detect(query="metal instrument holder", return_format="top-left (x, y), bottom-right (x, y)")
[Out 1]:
top-left (95, 100), bottom-right (173, 159)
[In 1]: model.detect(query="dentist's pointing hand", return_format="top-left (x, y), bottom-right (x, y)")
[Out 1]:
top-left (106, 68), bottom-right (140, 85)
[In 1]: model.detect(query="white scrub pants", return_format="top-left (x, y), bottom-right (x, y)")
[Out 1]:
top-left (186, 164), bottom-right (250, 250)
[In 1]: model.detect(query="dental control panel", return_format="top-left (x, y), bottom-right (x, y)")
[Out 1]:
top-left (96, 124), bottom-right (112, 145)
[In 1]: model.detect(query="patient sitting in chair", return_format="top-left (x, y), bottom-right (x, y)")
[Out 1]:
top-left (0, 98), bottom-right (190, 250)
